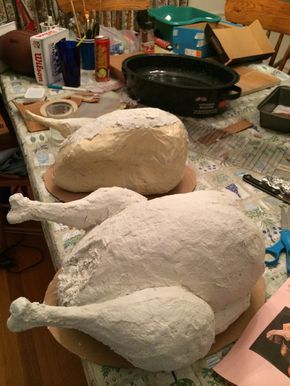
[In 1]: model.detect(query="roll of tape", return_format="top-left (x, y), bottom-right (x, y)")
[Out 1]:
top-left (40, 99), bottom-right (78, 119)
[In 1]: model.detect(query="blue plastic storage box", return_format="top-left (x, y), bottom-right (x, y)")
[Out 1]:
top-left (148, 5), bottom-right (221, 43)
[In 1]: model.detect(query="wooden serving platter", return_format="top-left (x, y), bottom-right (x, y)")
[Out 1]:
top-left (43, 165), bottom-right (197, 202)
top-left (44, 274), bottom-right (265, 368)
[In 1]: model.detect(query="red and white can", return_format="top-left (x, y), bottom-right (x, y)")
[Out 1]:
top-left (94, 35), bottom-right (110, 82)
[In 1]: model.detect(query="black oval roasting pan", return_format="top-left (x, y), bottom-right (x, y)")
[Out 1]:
top-left (122, 54), bottom-right (241, 117)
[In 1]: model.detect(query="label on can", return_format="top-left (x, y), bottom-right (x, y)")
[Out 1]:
top-left (95, 35), bottom-right (110, 82)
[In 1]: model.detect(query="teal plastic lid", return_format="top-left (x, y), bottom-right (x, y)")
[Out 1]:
top-left (148, 5), bottom-right (221, 26)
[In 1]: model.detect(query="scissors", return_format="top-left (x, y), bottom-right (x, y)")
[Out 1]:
top-left (265, 207), bottom-right (290, 275)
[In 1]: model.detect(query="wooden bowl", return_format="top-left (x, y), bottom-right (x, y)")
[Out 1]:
top-left (44, 273), bottom-right (265, 368)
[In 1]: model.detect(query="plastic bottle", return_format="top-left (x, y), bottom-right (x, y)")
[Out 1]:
top-left (136, 11), bottom-right (155, 54)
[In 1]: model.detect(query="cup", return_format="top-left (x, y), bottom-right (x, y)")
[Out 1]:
top-left (56, 40), bottom-right (81, 87)
top-left (78, 38), bottom-right (95, 70)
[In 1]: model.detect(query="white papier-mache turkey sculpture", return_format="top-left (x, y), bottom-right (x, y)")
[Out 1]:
top-left (7, 188), bottom-right (265, 372)
top-left (26, 107), bottom-right (188, 195)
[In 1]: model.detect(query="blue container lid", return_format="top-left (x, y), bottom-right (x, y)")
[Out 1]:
top-left (148, 5), bottom-right (221, 26)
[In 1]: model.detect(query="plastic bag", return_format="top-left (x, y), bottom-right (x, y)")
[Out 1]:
top-left (99, 25), bottom-right (139, 54)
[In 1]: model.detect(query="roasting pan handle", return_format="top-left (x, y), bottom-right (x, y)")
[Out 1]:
top-left (220, 85), bottom-right (241, 100)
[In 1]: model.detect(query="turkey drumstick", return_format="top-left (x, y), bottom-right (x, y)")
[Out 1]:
top-left (7, 286), bottom-right (215, 372)
top-left (7, 187), bottom-right (146, 230)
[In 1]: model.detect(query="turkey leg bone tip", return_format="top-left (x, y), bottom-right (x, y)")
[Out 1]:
top-left (7, 188), bottom-right (147, 230)
top-left (25, 110), bottom-right (95, 138)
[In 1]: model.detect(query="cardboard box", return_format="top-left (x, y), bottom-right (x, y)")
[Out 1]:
top-left (30, 27), bottom-right (69, 86)
top-left (172, 22), bottom-right (217, 58)
top-left (172, 21), bottom-right (240, 58)
top-left (205, 20), bottom-right (275, 65)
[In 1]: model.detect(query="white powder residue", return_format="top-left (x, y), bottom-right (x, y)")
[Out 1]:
top-left (61, 107), bottom-right (181, 148)
top-left (58, 251), bottom-right (99, 306)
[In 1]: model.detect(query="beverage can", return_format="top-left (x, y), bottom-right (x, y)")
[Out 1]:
top-left (94, 35), bottom-right (110, 82)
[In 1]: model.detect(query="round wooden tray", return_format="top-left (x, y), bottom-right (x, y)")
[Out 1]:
top-left (44, 273), bottom-right (265, 368)
top-left (43, 165), bottom-right (197, 202)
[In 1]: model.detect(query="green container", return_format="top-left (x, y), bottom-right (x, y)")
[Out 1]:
top-left (148, 5), bottom-right (221, 43)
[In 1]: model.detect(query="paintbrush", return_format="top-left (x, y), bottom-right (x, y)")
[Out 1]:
top-left (76, 34), bottom-right (86, 46)
top-left (69, 0), bottom-right (81, 38)
top-left (81, 0), bottom-right (91, 37)
top-left (81, 0), bottom-right (89, 18)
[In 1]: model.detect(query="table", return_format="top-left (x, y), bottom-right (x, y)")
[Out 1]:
top-left (0, 63), bottom-right (289, 386)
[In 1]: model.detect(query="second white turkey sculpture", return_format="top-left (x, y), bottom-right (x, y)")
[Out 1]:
top-left (27, 107), bottom-right (188, 195)
top-left (6, 188), bottom-right (264, 372)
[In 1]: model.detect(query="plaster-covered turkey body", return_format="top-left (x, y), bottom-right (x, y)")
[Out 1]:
top-left (27, 107), bottom-right (188, 194)
top-left (6, 189), bottom-right (265, 371)
top-left (59, 191), bottom-right (263, 313)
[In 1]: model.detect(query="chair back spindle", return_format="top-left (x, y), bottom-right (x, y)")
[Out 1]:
top-left (225, 0), bottom-right (290, 73)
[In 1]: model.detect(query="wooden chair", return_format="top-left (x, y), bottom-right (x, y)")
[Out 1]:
top-left (56, 0), bottom-right (149, 12)
top-left (56, 0), bottom-right (150, 30)
top-left (0, 96), bottom-right (18, 151)
top-left (0, 97), bottom-right (36, 252)
top-left (225, 0), bottom-right (290, 74)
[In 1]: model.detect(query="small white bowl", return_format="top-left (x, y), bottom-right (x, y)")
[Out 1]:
top-left (24, 87), bottom-right (46, 103)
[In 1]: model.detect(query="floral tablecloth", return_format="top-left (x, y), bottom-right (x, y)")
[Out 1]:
top-left (0, 63), bottom-right (289, 386)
